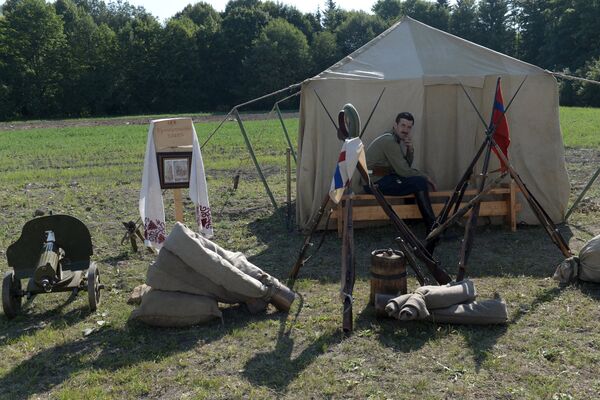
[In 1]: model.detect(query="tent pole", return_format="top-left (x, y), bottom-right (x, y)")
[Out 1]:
top-left (275, 103), bottom-right (297, 163)
top-left (233, 108), bottom-right (278, 210)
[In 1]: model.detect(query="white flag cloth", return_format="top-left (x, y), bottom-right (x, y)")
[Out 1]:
top-left (139, 119), bottom-right (213, 249)
top-left (329, 137), bottom-right (367, 204)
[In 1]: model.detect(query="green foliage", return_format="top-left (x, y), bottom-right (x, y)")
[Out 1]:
top-left (401, 0), bottom-right (450, 31)
top-left (576, 58), bottom-right (600, 107)
top-left (243, 18), bottom-right (311, 99)
top-left (335, 12), bottom-right (386, 56)
top-left (0, 0), bottom-right (67, 118)
top-left (449, 0), bottom-right (479, 43)
top-left (310, 31), bottom-right (341, 75)
top-left (476, 0), bottom-right (514, 55)
top-left (1, 0), bottom-right (600, 120)
top-left (372, 0), bottom-right (402, 22)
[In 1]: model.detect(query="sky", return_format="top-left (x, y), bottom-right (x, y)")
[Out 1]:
top-left (126, 1), bottom-right (379, 22)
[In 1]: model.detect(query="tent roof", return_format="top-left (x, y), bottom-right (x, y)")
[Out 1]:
top-left (311, 17), bottom-right (549, 81)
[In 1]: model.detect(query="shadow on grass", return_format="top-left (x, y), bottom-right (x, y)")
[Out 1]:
top-left (242, 294), bottom-right (345, 392)
top-left (0, 305), bottom-right (280, 399)
top-left (247, 207), bottom-right (575, 282)
top-left (353, 303), bottom-right (509, 372)
top-left (0, 293), bottom-right (87, 345)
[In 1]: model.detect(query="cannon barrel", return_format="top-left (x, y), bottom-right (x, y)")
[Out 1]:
top-left (33, 231), bottom-right (61, 292)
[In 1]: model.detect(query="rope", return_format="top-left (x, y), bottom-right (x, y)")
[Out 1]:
top-left (550, 71), bottom-right (600, 86)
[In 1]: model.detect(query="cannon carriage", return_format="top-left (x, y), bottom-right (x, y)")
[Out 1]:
top-left (2, 215), bottom-right (103, 319)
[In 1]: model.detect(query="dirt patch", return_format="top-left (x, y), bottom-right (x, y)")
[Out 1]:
top-left (0, 112), bottom-right (300, 131)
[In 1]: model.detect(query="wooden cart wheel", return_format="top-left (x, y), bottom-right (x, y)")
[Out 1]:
top-left (2, 271), bottom-right (22, 319)
top-left (87, 262), bottom-right (101, 312)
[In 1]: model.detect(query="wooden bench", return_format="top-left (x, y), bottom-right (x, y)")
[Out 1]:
top-left (331, 181), bottom-right (521, 235)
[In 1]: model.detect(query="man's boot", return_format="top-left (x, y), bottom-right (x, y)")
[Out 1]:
top-left (414, 190), bottom-right (438, 254)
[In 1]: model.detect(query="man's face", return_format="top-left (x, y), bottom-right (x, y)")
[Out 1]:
top-left (393, 118), bottom-right (413, 140)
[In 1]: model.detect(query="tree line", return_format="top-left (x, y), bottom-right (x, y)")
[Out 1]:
top-left (0, 0), bottom-right (599, 121)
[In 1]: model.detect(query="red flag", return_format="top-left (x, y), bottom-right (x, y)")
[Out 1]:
top-left (490, 78), bottom-right (510, 171)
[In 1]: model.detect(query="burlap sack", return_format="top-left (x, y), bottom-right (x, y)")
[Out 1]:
top-left (578, 234), bottom-right (600, 283)
top-left (177, 223), bottom-right (286, 290)
top-left (414, 280), bottom-right (477, 310)
top-left (130, 289), bottom-right (221, 327)
top-left (553, 256), bottom-right (579, 286)
top-left (427, 299), bottom-right (508, 325)
top-left (163, 223), bottom-right (274, 301)
top-left (385, 293), bottom-right (429, 320)
top-left (147, 249), bottom-right (240, 302)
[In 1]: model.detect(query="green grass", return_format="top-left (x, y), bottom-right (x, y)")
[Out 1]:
top-left (561, 106), bottom-right (600, 148)
top-left (0, 107), bottom-right (599, 399)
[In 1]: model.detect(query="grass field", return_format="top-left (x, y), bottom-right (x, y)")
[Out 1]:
top-left (0, 107), bottom-right (599, 399)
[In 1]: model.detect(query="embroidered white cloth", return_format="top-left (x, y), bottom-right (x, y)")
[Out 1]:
top-left (329, 137), bottom-right (367, 204)
top-left (139, 118), bottom-right (213, 249)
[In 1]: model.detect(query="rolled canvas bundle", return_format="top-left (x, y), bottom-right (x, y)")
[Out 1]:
top-left (380, 280), bottom-right (508, 325)
top-left (130, 223), bottom-right (295, 327)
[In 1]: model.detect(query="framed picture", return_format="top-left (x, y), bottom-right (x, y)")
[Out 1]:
top-left (156, 152), bottom-right (193, 189)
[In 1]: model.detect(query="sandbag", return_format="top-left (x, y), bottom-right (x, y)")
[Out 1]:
top-left (384, 293), bottom-right (429, 320)
top-left (147, 249), bottom-right (239, 302)
top-left (427, 299), bottom-right (508, 325)
top-left (553, 256), bottom-right (579, 286)
top-left (579, 234), bottom-right (600, 283)
top-left (130, 289), bottom-right (221, 327)
top-left (179, 225), bottom-right (286, 289)
top-left (163, 223), bottom-right (273, 301)
top-left (414, 280), bottom-right (477, 310)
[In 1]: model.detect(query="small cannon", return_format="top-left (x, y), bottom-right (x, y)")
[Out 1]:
top-left (2, 215), bottom-right (103, 319)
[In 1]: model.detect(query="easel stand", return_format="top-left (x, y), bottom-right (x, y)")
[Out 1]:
top-left (173, 188), bottom-right (184, 223)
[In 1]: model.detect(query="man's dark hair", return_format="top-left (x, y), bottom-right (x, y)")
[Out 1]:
top-left (395, 112), bottom-right (414, 124)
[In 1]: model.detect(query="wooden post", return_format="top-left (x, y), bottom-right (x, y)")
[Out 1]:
top-left (286, 148), bottom-right (292, 229)
top-left (173, 188), bottom-right (184, 223)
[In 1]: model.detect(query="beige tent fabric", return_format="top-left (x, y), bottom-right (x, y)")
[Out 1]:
top-left (415, 280), bottom-right (477, 310)
top-left (578, 234), bottom-right (600, 283)
top-left (427, 300), bottom-right (508, 325)
top-left (297, 17), bottom-right (569, 229)
top-left (130, 289), bottom-right (221, 327)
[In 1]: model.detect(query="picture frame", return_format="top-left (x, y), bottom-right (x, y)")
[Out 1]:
top-left (156, 152), bottom-right (193, 189)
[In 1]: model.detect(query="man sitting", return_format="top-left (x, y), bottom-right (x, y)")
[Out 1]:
top-left (364, 112), bottom-right (437, 236)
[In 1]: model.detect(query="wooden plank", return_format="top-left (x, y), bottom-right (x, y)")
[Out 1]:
top-left (333, 201), bottom-right (521, 223)
top-left (347, 187), bottom-right (514, 201)
top-left (510, 179), bottom-right (517, 232)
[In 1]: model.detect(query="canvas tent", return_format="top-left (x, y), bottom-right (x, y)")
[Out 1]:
top-left (296, 17), bottom-right (569, 229)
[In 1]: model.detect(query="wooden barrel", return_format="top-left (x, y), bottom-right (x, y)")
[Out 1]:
top-left (370, 249), bottom-right (407, 305)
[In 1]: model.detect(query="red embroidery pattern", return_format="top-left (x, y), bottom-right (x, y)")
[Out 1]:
top-left (196, 205), bottom-right (213, 230)
top-left (144, 218), bottom-right (166, 244)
